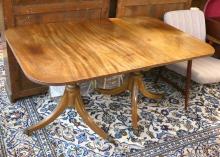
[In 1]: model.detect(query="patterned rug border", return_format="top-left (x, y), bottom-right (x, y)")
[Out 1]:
top-left (130, 124), bottom-right (220, 156)
top-left (0, 124), bottom-right (7, 157)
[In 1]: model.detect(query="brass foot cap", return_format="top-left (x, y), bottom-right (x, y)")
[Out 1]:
top-left (133, 129), bottom-right (140, 137)
top-left (107, 136), bottom-right (117, 145)
top-left (23, 129), bottom-right (32, 136)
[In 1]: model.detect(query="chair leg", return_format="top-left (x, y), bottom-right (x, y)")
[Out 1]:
top-left (185, 60), bottom-right (192, 111)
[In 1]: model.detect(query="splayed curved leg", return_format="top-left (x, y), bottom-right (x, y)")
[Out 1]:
top-left (74, 88), bottom-right (113, 142)
top-left (24, 89), bottom-right (70, 136)
top-left (138, 77), bottom-right (163, 99)
top-left (96, 79), bottom-right (129, 96)
top-left (24, 85), bottom-right (112, 143)
top-left (129, 72), bottom-right (163, 135)
top-left (96, 72), bottom-right (163, 137)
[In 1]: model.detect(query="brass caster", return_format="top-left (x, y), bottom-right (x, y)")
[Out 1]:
top-left (23, 129), bottom-right (32, 136)
top-left (107, 135), bottom-right (117, 145)
top-left (133, 128), bottom-right (140, 137)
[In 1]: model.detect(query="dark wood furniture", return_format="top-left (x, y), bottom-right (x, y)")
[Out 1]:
top-left (116, 0), bottom-right (192, 18)
top-left (206, 17), bottom-right (220, 40)
top-left (2, 0), bottom-right (110, 102)
top-left (213, 44), bottom-right (220, 59)
top-left (5, 16), bottom-right (213, 140)
top-left (206, 17), bottom-right (220, 59)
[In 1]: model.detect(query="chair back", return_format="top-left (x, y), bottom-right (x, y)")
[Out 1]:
top-left (116, 0), bottom-right (192, 19)
top-left (204, 0), bottom-right (220, 18)
top-left (3, 0), bottom-right (110, 29)
top-left (164, 9), bottom-right (206, 41)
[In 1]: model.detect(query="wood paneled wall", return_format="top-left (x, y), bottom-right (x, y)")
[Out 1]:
top-left (116, 0), bottom-right (192, 18)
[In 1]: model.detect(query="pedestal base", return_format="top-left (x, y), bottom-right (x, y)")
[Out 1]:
top-left (96, 72), bottom-right (163, 134)
top-left (24, 84), bottom-right (115, 143)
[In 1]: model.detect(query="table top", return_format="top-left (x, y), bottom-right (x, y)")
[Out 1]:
top-left (5, 17), bottom-right (214, 85)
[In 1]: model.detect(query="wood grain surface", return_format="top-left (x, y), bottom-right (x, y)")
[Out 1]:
top-left (2, 0), bottom-right (110, 101)
top-left (5, 17), bottom-right (214, 85)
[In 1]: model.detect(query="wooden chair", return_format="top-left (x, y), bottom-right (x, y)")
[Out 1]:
top-left (2, 0), bottom-right (110, 102)
top-left (163, 9), bottom-right (220, 110)
top-left (116, 0), bottom-right (192, 19)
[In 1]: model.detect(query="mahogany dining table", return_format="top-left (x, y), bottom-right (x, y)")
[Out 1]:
top-left (5, 17), bottom-right (214, 143)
